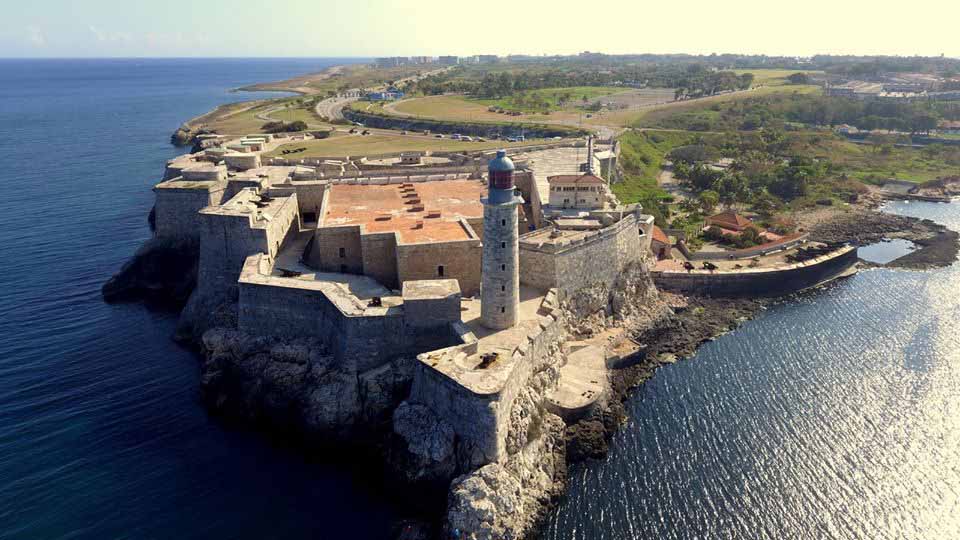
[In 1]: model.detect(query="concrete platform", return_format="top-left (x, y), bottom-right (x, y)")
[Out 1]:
top-left (546, 342), bottom-right (609, 421)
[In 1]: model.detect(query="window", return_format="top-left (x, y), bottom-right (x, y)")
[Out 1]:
top-left (501, 285), bottom-right (505, 292)
top-left (501, 219), bottom-right (506, 226)
top-left (501, 264), bottom-right (506, 271)
top-left (501, 242), bottom-right (506, 249)
top-left (302, 211), bottom-right (317, 223)
top-left (338, 247), bottom-right (345, 258)
top-left (500, 307), bottom-right (505, 313)
top-left (437, 265), bottom-right (444, 277)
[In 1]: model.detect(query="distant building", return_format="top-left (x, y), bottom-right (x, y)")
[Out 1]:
top-left (478, 55), bottom-right (499, 63)
top-left (438, 56), bottom-right (460, 66)
top-left (706, 210), bottom-right (753, 232)
top-left (374, 57), bottom-right (410, 68)
top-left (547, 174), bottom-right (606, 209)
top-left (366, 90), bottom-right (405, 101)
top-left (650, 225), bottom-right (671, 260)
top-left (410, 56), bottom-right (434, 64)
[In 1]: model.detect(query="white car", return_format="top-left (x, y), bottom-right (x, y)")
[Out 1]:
top-left (451, 134), bottom-right (461, 140)
top-left (461, 136), bottom-right (473, 142)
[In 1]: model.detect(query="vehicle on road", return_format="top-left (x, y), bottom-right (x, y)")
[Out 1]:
top-left (400, 131), bottom-right (407, 135)
top-left (461, 136), bottom-right (473, 142)
top-left (434, 134), bottom-right (444, 138)
top-left (349, 128), bottom-right (357, 134)
top-left (451, 134), bottom-right (461, 140)
top-left (353, 122), bottom-right (364, 126)
top-left (361, 130), bottom-right (370, 135)
top-left (422, 130), bottom-right (430, 135)
top-left (477, 137), bottom-right (486, 142)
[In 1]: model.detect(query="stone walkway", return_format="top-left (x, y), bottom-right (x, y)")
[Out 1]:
top-left (546, 342), bottom-right (608, 421)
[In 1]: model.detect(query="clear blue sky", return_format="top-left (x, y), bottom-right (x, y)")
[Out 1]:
top-left (2, 0), bottom-right (958, 58)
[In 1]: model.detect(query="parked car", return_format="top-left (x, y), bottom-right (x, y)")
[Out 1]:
top-left (422, 130), bottom-right (430, 135)
top-left (461, 136), bottom-right (473, 142)
top-left (400, 130), bottom-right (407, 135)
top-left (451, 134), bottom-right (461, 140)
top-left (477, 137), bottom-right (487, 142)
top-left (361, 130), bottom-right (370, 135)
top-left (435, 134), bottom-right (444, 138)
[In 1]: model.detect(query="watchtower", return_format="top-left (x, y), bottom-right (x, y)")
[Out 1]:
top-left (480, 150), bottom-right (523, 329)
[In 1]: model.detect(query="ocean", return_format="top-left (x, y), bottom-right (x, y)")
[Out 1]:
top-left (0, 58), bottom-right (400, 540)
top-left (0, 59), bottom-right (957, 540)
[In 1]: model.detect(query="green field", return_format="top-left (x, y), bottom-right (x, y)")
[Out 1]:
top-left (473, 86), bottom-right (624, 113)
top-left (731, 69), bottom-right (823, 86)
top-left (264, 133), bottom-right (532, 158)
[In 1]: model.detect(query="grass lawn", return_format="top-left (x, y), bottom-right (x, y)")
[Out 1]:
top-left (794, 135), bottom-right (960, 182)
top-left (264, 134), bottom-right (532, 158)
top-left (627, 85), bottom-right (822, 130)
top-left (731, 69), bottom-right (824, 86)
top-left (473, 86), bottom-right (625, 113)
top-left (391, 94), bottom-right (581, 124)
top-left (613, 130), bottom-right (710, 204)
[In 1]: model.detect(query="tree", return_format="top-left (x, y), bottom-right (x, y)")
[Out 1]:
top-left (698, 190), bottom-right (719, 214)
top-left (787, 72), bottom-right (811, 85)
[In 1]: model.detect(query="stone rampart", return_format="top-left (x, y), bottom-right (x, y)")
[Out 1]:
top-left (238, 254), bottom-right (461, 370)
top-left (519, 213), bottom-right (643, 297)
top-left (406, 289), bottom-right (565, 468)
top-left (652, 245), bottom-right (858, 296)
top-left (153, 180), bottom-right (228, 243)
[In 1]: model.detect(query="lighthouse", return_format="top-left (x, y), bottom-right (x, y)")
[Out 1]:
top-left (480, 150), bottom-right (523, 330)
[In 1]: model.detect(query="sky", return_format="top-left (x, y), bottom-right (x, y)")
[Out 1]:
top-left (2, 0), bottom-right (958, 59)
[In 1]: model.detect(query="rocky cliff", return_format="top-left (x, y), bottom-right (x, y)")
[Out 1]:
top-left (101, 236), bottom-right (198, 306)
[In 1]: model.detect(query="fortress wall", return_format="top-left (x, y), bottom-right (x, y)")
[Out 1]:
top-left (310, 225), bottom-right (364, 274)
top-left (407, 291), bottom-right (565, 468)
top-left (361, 231), bottom-right (399, 290)
top-left (519, 213), bottom-right (642, 297)
top-left (396, 236), bottom-right (482, 297)
top-left (652, 246), bottom-right (858, 297)
top-left (239, 255), bottom-right (460, 371)
top-left (153, 181), bottom-right (227, 243)
top-left (197, 193), bottom-right (299, 296)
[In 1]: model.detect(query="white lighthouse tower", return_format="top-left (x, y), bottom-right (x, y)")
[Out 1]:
top-left (480, 150), bottom-right (523, 330)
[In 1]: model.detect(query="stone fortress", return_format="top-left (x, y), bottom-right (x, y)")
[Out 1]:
top-left (136, 131), bottom-right (663, 539)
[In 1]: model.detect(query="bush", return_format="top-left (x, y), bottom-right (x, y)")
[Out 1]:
top-left (261, 120), bottom-right (308, 133)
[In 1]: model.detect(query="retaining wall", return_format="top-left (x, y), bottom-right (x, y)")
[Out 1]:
top-left (652, 246), bottom-right (858, 297)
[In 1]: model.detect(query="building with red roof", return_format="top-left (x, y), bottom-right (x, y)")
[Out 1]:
top-left (706, 210), bottom-right (753, 232)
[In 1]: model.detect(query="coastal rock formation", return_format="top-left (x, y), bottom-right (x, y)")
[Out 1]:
top-left (445, 413), bottom-right (567, 540)
top-left (200, 328), bottom-right (413, 442)
top-left (809, 210), bottom-right (959, 269)
top-left (101, 237), bottom-right (197, 306)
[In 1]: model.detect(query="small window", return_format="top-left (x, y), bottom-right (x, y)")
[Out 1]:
top-left (501, 264), bottom-right (506, 271)
top-left (338, 247), bottom-right (345, 258)
top-left (302, 211), bottom-right (317, 223)
top-left (500, 306), bottom-right (505, 313)
top-left (437, 265), bottom-right (445, 277)
top-left (501, 219), bottom-right (506, 226)
top-left (501, 242), bottom-right (506, 249)
top-left (501, 285), bottom-right (505, 292)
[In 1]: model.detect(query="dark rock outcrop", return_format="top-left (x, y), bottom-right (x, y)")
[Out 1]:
top-left (101, 237), bottom-right (197, 306)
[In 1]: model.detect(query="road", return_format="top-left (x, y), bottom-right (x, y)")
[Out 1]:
top-left (314, 67), bottom-right (452, 123)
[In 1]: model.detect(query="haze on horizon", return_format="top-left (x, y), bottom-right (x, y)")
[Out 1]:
top-left (2, 0), bottom-right (958, 59)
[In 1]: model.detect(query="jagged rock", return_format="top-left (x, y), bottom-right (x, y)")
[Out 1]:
top-left (199, 328), bottom-right (411, 443)
top-left (176, 288), bottom-right (238, 343)
top-left (101, 237), bottom-right (197, 305)
top-left (445, 414), bottom-right (567, 540)
top-left (392, 402), bottom-right (456, 483)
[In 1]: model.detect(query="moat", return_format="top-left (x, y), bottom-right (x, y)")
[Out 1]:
top-left (2, 59), bottom-right (958, 539)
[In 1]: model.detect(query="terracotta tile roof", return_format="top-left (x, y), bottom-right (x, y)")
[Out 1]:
top-left (651, 225), bottom-right (669, 245)
top-left (707, 210), bottom-right (752, 231)
top-left (547, 174), bottom-right (605, 186)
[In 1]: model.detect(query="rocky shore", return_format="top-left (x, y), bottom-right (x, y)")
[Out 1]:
top-left (808, 209), bottom-right (959, 269)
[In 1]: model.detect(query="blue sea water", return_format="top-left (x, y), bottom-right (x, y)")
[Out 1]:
top-left (0, 58), bottom-right (403, 540)
top-left (543, 200), bottom-right (960, 540)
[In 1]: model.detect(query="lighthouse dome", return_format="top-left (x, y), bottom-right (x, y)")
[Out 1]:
top-left (488, 150), bottom-right (515, 173)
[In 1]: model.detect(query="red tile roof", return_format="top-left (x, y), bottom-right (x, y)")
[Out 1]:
top-left (651, 225), bottom-right (669, 245)
top-left (547, 174), bottom-right (605, 186)
top-left (707, 210), bottom-right (752, 231)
